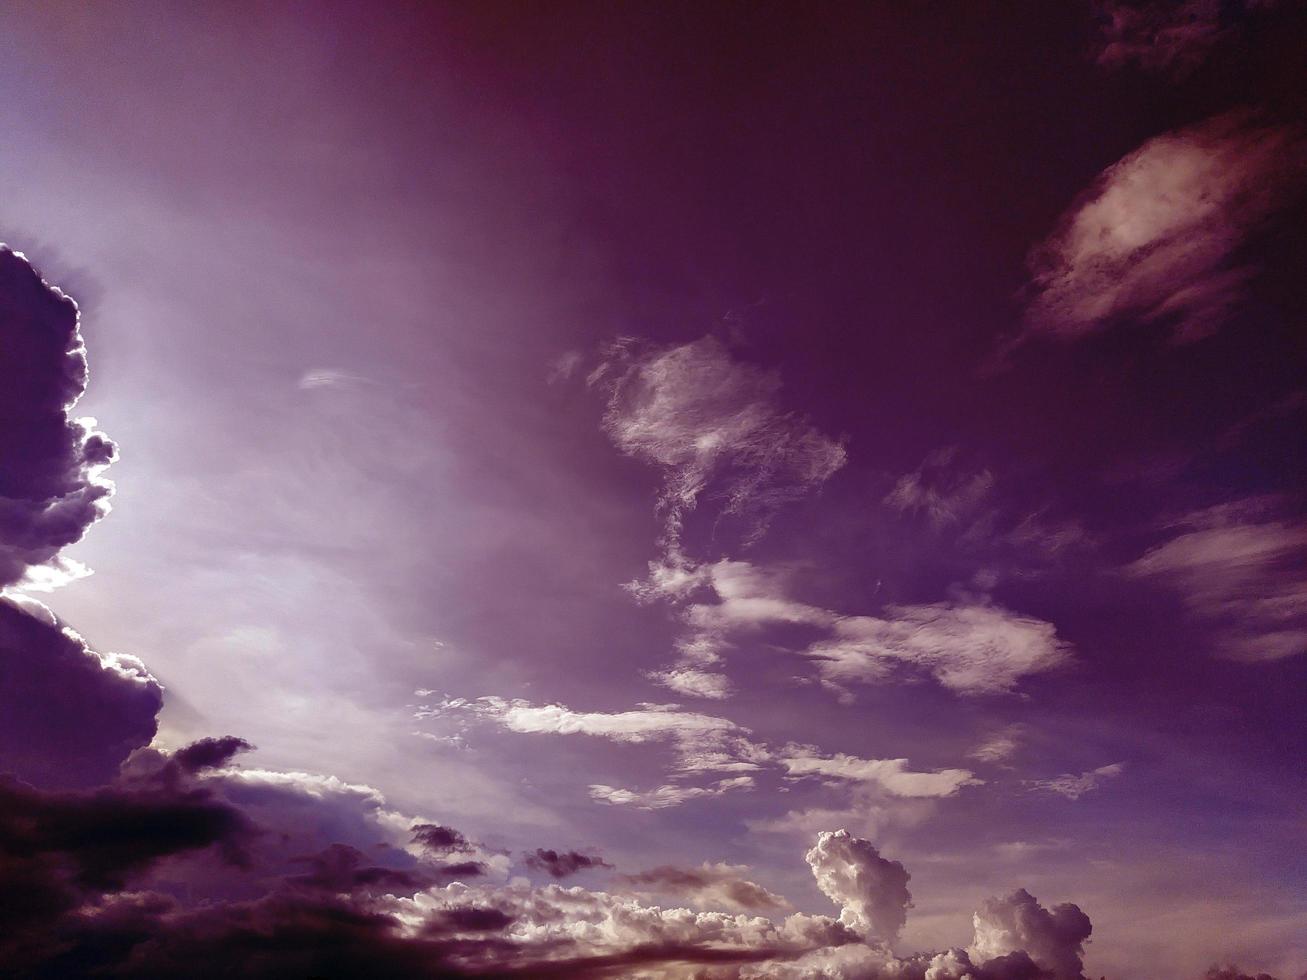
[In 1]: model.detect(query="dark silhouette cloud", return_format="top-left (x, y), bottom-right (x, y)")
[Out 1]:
top-left (0, 596), bottom-right (162, 789)
top-left (0, 246), bottom-right (116, 589)
top-left (173, 736), bottom-right (254, 774)
top-left (524, 848), bottom-right (613, 879)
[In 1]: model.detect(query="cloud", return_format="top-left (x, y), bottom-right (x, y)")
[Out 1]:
top-left (524, 849), bottom-right (613, 879)
top-left (885, 448), bottom-right (996, 532)
top-left (596, 335), bottom-right (845, 560)
top-left (0, 246), bottom-right (116, 590)
top-left (778, 747), bottom-right (979, 798)
top-left (805, 830), bottom-right (913, 943)
top-left (0, 595), bottom-right (162, 789)
top-left (619, 862), bottom-right (792, 913)
top-left (970, 726), bottom-right (1026, 765)
top-left (1027, 763), bottom-right (1126, 800)
top-left (1093, 0), bottom-right (1269, 78)
top-left (809, 600), bottom-right (1072, 696)
top-left (588, 776), bottom-right (755, 810)
top-left (1019, 113), bottom-right (1305, 346)
top-left (1127, 501), bottom-right (1307, 660)
top-left (970, 888), bottom-right (1093, 980)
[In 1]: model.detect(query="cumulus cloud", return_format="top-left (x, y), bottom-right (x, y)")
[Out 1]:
top-left (1019, 113), bottom-right (1305, 346)
top-left (0, 595), bottom-right (162, 789)
top-left (1027, 763), bottom-right (1126, 800)
top-left (0, 246), bottom-right (116, 590)
top-left (970, 888), bottom-right (1093, 980)
top-left (619, 862), bottom-right (792, 913)
top-left (806, 830), bottom-right (913, 943)
top-left (525, 848), bottom-right (613, 879)
top-left (596, 335), bottom-right (845, 562)
top-left (1127, 501), bottom-right (1307, 660)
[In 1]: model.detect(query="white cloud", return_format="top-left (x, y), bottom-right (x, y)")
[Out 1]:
top-left (778, 747), bottom-right (979, 798)
top-left (805, 830), bottom-right (913, 942)
top-left (1127, 503), bottom-right (1307, 661)
top-left (597, 335), bottom-right (845, 557)
top-left (1021, 112), bottom-right (1305, 345)
top-left (810, 601), bottom-right (1072, 696)
top-left (588, 776), bottom-right (754, 810)
top-left (618, 862), bottom-right (792, 913)
top-left (1027, 763), bottom-right (1126, 800)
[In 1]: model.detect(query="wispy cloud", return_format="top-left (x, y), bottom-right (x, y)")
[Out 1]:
top-left (777, 746), bottom-right (979, 798)
top-left (1127, 500), bottom-right (1307, 660)
top-left (1027, 763), bottom-right (1126, 801)
top-left (1093, 0), bottom-right (1269, 78)
top-left (1016, 112), bottom-right (1305, 347)
top-left (595, 335), bottom-right (845, 565)
top-left (618, 861), bottom-right (791, 913)
top-left (589, 777), bottom-right (755, 810)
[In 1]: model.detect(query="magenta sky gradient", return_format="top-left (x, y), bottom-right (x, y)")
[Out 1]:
top-left (1, 4), bottom-right (1305, 979)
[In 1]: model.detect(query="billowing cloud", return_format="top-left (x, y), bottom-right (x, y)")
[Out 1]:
top-left (1020, 113), bottom-right (1305, 345)
top-left (1127, 501), bottom-right (1307, 660)
top-left (970, 888), bottom-right (1094, 980)
top-left (525, 848), bottom-right (613, 879)
top-left (805, 830), bottom-right (913, 943)
top-left (1027, 763), bottom-right (1126, 800)
top-left (0, 595), bottom-right (162, 789)
top-left (619, 862), bottom-right (792, 913)
top-left (596, 335), bottom-right (845, 563)
top-left (0, 246), bottom-right (116, 590)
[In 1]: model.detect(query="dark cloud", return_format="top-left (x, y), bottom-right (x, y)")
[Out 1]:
top-left (1093, 0), bottom-right (1272, 78)
top-left (0, 246), bottom-right (116, 589)
top-left (524, 848), bottom-right (612, 879)
top-left (0, 596), bottom-right (162, 789)
top-left (1204, 968), bottom-right (1279, 980)
top-left (411, 823), bottom-right (471, 853)
top-left (172, 736), bottom-right (254, 774)
top-left (619, 862), bottom-right (791, 913)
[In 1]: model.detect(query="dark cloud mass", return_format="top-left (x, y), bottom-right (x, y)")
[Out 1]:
top-left (0, 246), bottom-right (116, 590)
top-left (0, 596), bottom-right (161, 789)
top-left (524, 847), bottom-right (613, 879)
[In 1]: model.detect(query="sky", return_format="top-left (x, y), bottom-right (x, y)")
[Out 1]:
top-left (1, 2), bottom-right (1305, 978)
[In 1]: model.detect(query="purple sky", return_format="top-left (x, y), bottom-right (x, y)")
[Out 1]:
top-left (1, 3), bottom-right (1305, 978)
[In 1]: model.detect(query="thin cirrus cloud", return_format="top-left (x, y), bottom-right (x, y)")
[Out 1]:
top-left (593, 334), bottom-right (846, 567)
top-left (1127, 499), bottom-right (1307, 661)
top-left (589, 777), bottom-right (755, 810)
top-left (1026, 763), bottom-right (1127, 801)
top-left (419, 693), bottom-right (977, 808)
top-left (1017, 112), bottom-right (1305, 347)
top-left (671, 559), bottom-right (1072, 699)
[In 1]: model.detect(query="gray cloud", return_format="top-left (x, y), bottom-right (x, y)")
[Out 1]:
top-left (0, 246), bottom-right (116, 590)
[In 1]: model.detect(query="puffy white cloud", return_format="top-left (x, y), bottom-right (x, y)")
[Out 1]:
top-left (970, 888), bottom-right (1093, 980)
top-left (806, 830), bottom-right (913, 943)
top-left (1020, 113), bottom-right (1305, 345)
